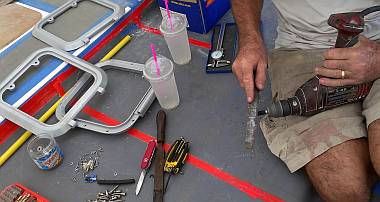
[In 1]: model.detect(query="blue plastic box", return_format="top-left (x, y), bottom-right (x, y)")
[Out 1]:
top-left (157, 0), bottom-right (231, 34)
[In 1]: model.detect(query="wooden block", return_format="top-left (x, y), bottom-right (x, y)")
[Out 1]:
top-left (0, 4), bottom-right (42, 49)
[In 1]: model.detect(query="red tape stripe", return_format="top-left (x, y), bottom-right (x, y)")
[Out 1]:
top-left (188, 156), bottom-right (283, 202)
top-left (134, 17), bottom-right (212, 50)
top-left (81, 106), bottom-right (283, 202)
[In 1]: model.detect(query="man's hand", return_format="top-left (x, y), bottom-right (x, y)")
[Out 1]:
top-left (315, 36), bottom-right (380, 86)
top-left (230, 0), bottom-right (265, 103)
top-left (232, 40), bottom-right (267, 103)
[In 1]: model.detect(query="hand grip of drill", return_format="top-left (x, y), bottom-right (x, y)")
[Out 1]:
top-left (259, 6), bottom-right (380, 118)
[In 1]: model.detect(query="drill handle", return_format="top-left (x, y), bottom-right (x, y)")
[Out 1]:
top-left (335, 32), bottom-right (359, 48)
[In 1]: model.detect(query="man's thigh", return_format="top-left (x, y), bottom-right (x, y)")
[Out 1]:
top-left (260, 48), bottom-right (367, 172)
top-left (365, 79), bottom-right (380, 174)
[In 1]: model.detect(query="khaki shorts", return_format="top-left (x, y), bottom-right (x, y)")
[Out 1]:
top-left (259, 48), bottom-right (380, 173)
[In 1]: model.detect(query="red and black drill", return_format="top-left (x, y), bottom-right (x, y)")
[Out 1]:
top-left (258, 6), bottom-right (380, 118)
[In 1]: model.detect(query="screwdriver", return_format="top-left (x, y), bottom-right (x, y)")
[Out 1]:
top-left (136, 140), bottom-right (157, 196)
top-left (164, 137), bottom-right (190, 192)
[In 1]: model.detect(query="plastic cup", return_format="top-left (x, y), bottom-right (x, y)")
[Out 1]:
top-left (159, 14), bottom-right (191, 65)
top-left (144, 55), bottom-right (180, 109)
top-left (27, 134), bottom-right (64, 170)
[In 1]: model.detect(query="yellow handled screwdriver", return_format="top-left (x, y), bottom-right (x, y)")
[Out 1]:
top-left (164, 137), bottom-right (190, 192)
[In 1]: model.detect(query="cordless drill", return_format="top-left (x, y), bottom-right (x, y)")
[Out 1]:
top-left (258, 6), bottom-right (380, 118)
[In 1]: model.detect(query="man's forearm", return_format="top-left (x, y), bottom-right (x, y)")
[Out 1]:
top-left (231, 0), bottom-right (263, 45)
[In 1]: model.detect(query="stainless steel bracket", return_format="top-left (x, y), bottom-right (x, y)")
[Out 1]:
top-left (0, 47), bottom-right (108, 136)
top-left (56, 59), bottom-right (156, 134)
top-left (32, 0), bottom-right (124, 51)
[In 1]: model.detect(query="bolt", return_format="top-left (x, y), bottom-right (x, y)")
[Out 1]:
top-left (16, 195), bottom-right (23, 201)
top-left (112, 192), bottom-right (126, 196)
top-left (109, 185), bottom-right (119, 194)
top-left (97, 196), bottom-right (108, 200)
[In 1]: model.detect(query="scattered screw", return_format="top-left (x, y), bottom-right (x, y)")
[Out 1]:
top-left (89, 186), bottom-right (127, 202)
top-left (72, 148), bottom-right (105, 182)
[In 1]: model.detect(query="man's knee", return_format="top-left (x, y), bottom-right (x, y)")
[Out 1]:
top-left (330, 182), bottom-right (370, 202)
top-left (305, 139), bottom-right (371, 202)
top-left (306, 165), bottom-right (371, 202)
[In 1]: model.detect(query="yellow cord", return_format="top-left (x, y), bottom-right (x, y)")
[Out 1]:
top-left (100, 35), bottom-right (132, 62)
top-left (0, 34), bottom-right (132, 167)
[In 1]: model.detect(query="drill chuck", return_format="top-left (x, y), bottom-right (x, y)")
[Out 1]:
top-left (258, 99), bottom-right (292, 118)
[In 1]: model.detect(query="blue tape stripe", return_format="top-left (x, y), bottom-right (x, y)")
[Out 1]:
top-left (4, 59), bottom-right (62, 104)
top-left (17, 0), bottom-right (56, 12)
top-left (0, 32), bottom-right (33, 59)
top-left (4, 11), bottom-right (113, 104)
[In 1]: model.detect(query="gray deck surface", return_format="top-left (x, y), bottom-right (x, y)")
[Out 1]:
top-left (0, 0), bottom-right (325, 201)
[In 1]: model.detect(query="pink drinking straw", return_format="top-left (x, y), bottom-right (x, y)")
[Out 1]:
top-left (164, 0), bottom-right (174, 31)
top-left (150, 44), bottom-right (161, 76)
